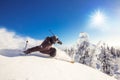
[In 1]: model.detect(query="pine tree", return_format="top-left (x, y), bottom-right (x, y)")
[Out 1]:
top-left (98, 44), bottom-right (115, 76)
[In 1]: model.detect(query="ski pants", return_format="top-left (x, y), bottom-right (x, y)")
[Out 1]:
top-left (25, 46), bottom-right (56, 57)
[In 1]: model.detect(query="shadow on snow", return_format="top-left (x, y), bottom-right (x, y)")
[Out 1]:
top-left (0, 49), bottom-right (50, 58)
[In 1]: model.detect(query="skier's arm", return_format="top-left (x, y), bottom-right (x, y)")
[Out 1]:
top-left (56, 39), bottom-right (62, 45)
top-left (40, 37), bottom-right (52, 48)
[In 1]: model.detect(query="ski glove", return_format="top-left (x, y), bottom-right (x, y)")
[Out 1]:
top-left (57, 41), bottom-right (62, 45)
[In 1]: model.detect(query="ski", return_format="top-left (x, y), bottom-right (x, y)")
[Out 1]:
top-left (54, 57), bottom-right (75, 63)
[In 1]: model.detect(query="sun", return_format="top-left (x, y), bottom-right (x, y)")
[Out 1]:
top-left (90, 9), bottom-right (106, 28)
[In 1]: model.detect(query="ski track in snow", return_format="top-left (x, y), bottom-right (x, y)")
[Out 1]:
top-left (0, 49), bottom-right (116, 80)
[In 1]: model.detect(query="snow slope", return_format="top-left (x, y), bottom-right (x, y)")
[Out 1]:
top-left (0, 49), bottom-right (116, 80)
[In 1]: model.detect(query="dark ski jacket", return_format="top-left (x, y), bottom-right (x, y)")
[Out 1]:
top-left (39, 36), bottom-right (62, 51)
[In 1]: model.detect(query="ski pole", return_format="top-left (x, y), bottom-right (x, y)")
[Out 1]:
top-left (24, 40), bottom-right (28, 50)
top-left (49, 29), bottom-right (55, 36)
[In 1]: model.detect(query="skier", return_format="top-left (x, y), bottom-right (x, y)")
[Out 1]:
top-left (24, 35), bottom-right (62, 57)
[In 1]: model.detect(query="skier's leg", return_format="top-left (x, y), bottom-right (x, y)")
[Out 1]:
top-left (24, 46), bottom-right (40, 54)
top-left (40, 47), bottom-right (56, 57)
top-left (49, 48), bottom-right (56, 57)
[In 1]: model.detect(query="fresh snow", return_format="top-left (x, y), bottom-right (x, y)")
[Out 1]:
top-left (0, 49), bottom-right (116, 80)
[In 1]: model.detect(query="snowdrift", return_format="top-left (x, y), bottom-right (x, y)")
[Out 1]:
top-left (0, 49), bottom-right (116, 80)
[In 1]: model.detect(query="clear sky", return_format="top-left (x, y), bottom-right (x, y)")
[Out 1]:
top-left (0, 0), bottom-right (120, 47)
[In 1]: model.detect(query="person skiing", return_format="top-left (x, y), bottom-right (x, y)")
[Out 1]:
top-left (24, 35), bottom-right (62, 57)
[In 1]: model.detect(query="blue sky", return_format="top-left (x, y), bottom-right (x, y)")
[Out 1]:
top-left (0, 0), bottom-right (120, 46)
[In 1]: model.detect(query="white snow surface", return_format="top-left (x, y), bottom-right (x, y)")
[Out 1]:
top-left (0, 48), bottom-right (116, 80)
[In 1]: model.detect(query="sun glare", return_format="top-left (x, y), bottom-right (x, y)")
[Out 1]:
top-left (90, 9), bottom-right (106, 27)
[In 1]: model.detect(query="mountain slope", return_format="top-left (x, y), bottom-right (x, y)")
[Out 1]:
top-left (0, 49), bottom-right (116, 80)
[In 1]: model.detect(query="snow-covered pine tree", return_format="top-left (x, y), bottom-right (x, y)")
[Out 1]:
top-left (74, 33), bottom-right (93, 66)
top-left (116, 49), bottom-right (120, 57)
top-left (98, 44), bottom-right (115, 76)
top-left (65, 47), bottom-right (75, 58)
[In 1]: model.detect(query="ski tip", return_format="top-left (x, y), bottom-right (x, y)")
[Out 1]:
top-left (70, 61), bottom-right (75, 63)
